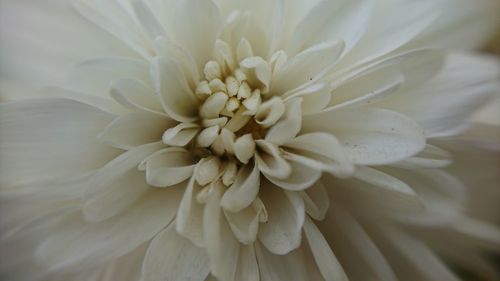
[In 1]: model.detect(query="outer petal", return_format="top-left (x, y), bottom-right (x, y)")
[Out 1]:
top-left (151, 57), bottom-right (200, 122)
top-left (98, 112), bottom-right (175, 149)
top-left (0, 98), bottom-right (119, 186)
top-left (142, 222), bottom-right (210, 281)
top-left (258, 183), bottom-right (305, 255)
top-left (303, 108), bottom-right (426, 165)
top-left (174, 0), bottom-right (222, 72)
top-left (34, 186), bottom-right (184, 271)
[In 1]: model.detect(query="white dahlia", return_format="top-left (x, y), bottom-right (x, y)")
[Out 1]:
top-left (1, 0), bottom-right (500, 280)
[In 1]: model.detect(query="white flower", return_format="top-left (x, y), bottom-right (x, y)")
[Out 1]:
top-left (1, 0), bottom-right (500, 280)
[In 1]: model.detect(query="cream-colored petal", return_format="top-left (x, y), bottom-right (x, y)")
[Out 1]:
top-left (265, 98), bottom-right (302, 146)
top-left (224, 107), bottom-right (252, 132)
top-left (35, 186), bottom-right (183, 271)
top-left (300, 180), bottom-right (329, 221)
top-left (258, 185), bottom-right (305, 255)
top-left (272, 40), bottom-right (344, 95)
top-left (287, 0), bottom-right (372, 56)
top-left (82, 143), bottom-right (163, 222)
top-left (255, 140), bottom-right (292, 180)
top-left (131, 0), bottom-right (166, 40)
top-left (98, 112), bottom-right (174, 150)
top-left (195, 156), bottom-right (222, 186)
top-left (234, 134), bottom-right (256, 164)
top-left (154, 37), bottom-right (200, 89)
top-left (109, 78), bottom-right (164, 115)
top-left (284, 133), bottom-right (354, 177)
top-left (142, 222), bottom-right (210, 281)
top-left (265, 158), bottom-right (321, 191)
top-left (255, 97), bottom-right (286, 128)
top-left (203, 181), bottom-right (240, 281)
top-left (303, 108), bottom-right (426, 165)
top-left (220, 163), bottom-right (260, 212)
top-left (224, 201), bottom-right (263, 244)
top-left (303, 217), bottom-right (348, 281)
top-left (151, 57), bottom-right (199, 122)
top-left (138, 147), bottom-right (196, 188)
top-left (66, 56), bottom-right (150, 97)
top-left (162, 122), bottom-right (200, 146)
top-left (176, 173), bottom-right (205, 247)
top-left (284, 83), bottom-right (333, 115)
top-left (174, 0), bottom-right (222, 73)
top-left (394, 144), bottom-right (452, 169)
top-left (234, 245), bottom-right (259, 281)
top-left (240, 56), bottom-right (272, 92)
top-left (0, 98), bottom-right (119, 186)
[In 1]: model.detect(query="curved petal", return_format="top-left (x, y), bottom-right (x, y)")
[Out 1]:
top-left (142, 222), bottom-right (210, 281)
top-left (0, 98), bottom-right (119, 186)
top-left (255, 140), bottom-right (291, 180)
top-left (286, 0), bottom-right (372, 56)
top-left (300, 180), bottom-right (329, 221)
top-left (221, 163), bottom-right (260, 212)
top-left (174, 0), bottom-right (222, 73)
top-left (35, 186), bottom-right (184, 271)
top-left (98, 112), bottom-right (175, 149)
top-left (265, 98), bottom-right (302, 146)
top-left (176, 174), bottom-right (205, 247)
top-left (138, 147), bottom-right (197, 188)
top-left (303, 217), bottom-right (348, 281)
top-left (109, 78), bottom-right (165, 115)
top-left (151, 57), bottom-right (200, 122)
top-left (265, 159), bottom-right (322, 191)
top-left (82, 143), bottom-right (163, 222)
top-left (224, 200), bottom-right (263, 244)
top-left (258, 184), bottom-right (305, 255)
top-left (284, 133), bottom-right (354, 177)
top-left (203, 181), bottom-right (240, 281)
top-left (303, 108), bottom-right (426, 165)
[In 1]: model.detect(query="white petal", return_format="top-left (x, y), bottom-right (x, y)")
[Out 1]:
top-left (287, 0), bottom-right (372, 56)
top-left (408, 0), bottom-right (500, 50)
top-left (174, 0), bottom-right (222, 73)
top-left (234, 134), bottom-right (256, 164)
top-left (340, 0), bottom-right (438, 66)
top-left (224, 107), bottom-right (252, 132)
top-left (221, 163), bottom-right (260, 212)
top-left (109, 78), bottom-right (164, 115)
top-left (0, 98), bottom-right (119, 186)
top-left (138, 147), bottom-right (196, 188)
top-left (255, 97), bottom-right (286, 128)
top-left (234, 245), bottom-right (259, 281)
top-left (203, 181), bottom-right (240, 281)
top-left (265, 159), bottom-right (321, 191)
top-left (98, 112), bottom-right (175, 149)
top-left (255, 140), bottom-right (292, 180)
top-left (151, 57), bottom-right (199, 122)
top-left (284, 83), bottom-right (333, 115)
top-left (224, 201), bottom-right (263, 244)
top-left (162, 122), bottom-right (200, 146)
top-left (176, 174), bottom-right (205, 247)
top-left (82, 143), bottom-right (163, 222)
top-left (66, 56), bottom-right (150, 96)
top-left (394, 144), bottom-right (452, 169)
top-left (354, 166), bottom-right (417, 196)
top-left (35, 187), bottom-right (183, 271)
top-left (131, 0), bottom-right (166, 40)
top-left (142, 223), bottom-right (210, 281)
top-left (154, 37), bottom-right (200, 89)
top-left (303, 108), bottom-right (426, 165)
top-left (284, 133), bottom-right (354, 177)
top-left (265, 98), bottom-right (302, 146)
top-left (380, 53), bottom-right (500, 137)
top-left (300, 180), bottom-right (329, 221)
top-left (318, 205), bottom-right (398, 281)
top-left (240, 56), bottom-right (272, 92)
top-left (72, 0), bottom-right (152, 58)
top-left (303, 217), bottom-right (348, 281)
top-left (258, 185), bottom-right (305, 255)
top-left (272, 40), bottom-right (344, 95)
